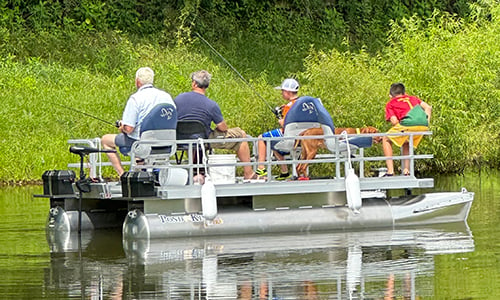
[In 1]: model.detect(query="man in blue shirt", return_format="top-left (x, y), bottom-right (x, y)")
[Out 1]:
top-left (175, 70), bottom-right (256, 180)
top-left (102, 67), bottom-right (175, 176)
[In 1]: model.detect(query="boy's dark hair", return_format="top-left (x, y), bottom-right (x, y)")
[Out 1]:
top-left (389, 83), bottom-right (405, 97)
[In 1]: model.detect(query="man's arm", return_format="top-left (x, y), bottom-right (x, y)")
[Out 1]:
top-left (215, 120), bottom-right (228, 132)
top-left (117, 121), bottom-right (135, 134)
top-left (121, 97), bottom-right (138, 134)
top-left (121, 125), bottom-right (134, 134)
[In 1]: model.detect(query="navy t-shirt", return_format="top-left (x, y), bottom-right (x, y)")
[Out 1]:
top-left (174, 91), bottom-right (224, 136)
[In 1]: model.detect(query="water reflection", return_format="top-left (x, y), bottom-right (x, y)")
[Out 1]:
top-left (45, 229), bottom-right (126, 299)
top-left (46, 223), bottom-right (473, 299)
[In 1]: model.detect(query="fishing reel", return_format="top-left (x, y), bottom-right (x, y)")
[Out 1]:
top-left (274, 106), bottom-right (284, 119)
top-left (115, 120), bottom-right (121, 128)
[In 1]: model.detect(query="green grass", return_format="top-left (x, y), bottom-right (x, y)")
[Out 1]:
top-left (1, 5), bottom-right (499, 183)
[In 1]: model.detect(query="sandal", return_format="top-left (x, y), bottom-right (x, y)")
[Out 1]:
top-left (255, 169), bottom-right (267, 177)
top-left (382, 173), bottom-right (394, 177)
top-left (403, 169), bottom-right (410, 176)
top-left (276, 172), bottom-right (292, 181)
top-left (244, 172), bottom-right (266, 182)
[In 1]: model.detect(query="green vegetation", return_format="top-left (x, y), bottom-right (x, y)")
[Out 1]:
top-left (0, 1), bottom-right (499, 183)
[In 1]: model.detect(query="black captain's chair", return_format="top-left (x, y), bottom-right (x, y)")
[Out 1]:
top-left (175, 120), bottom-right (211, 165)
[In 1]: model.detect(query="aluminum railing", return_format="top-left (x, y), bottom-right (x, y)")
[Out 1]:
top-left (67, 131), bottom-right (433, 184)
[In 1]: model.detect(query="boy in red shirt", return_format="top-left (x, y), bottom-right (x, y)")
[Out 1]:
top-left (383, 83), bottom-right (432, 176)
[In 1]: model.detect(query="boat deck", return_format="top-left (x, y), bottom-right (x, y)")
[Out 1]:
top-left (153, 176), bottom-right (433, 200)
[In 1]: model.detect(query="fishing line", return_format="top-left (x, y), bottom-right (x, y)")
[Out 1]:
top-left (55, 103), bottom-right (118, 128)
top-left (195, 32), bottom-right (280, 119)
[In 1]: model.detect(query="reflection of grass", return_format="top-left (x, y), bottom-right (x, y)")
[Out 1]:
top-left (0, 186), bottom-right (47, 255)
top-left (0, 185), bottom-right (51, 297)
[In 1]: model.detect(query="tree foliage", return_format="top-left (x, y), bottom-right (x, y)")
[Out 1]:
top-left (0, 0), bottom-right (477, 78)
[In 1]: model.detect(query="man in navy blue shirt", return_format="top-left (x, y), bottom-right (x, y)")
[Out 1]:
top-left (174, 70), bottom-right (257, 180)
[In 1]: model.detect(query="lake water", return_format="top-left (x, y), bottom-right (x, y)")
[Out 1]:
top-left (0, 170), bottom-right (498, 299)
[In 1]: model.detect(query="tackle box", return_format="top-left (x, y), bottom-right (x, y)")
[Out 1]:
top-left (121, 171), bottom-right (155, 197)
top-left (42, 170), bottom-right (76, 196)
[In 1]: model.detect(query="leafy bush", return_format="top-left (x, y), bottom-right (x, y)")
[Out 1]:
top-left (300, 5), bottom-right (500, 174)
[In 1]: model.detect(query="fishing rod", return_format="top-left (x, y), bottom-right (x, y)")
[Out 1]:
top-left (55, 103), bottom-right (118, 128)
top-left (195, 32), bottom-right (280, 119)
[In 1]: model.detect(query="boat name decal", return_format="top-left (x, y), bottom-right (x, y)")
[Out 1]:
top-left (158, 214), bottom-right (204, 224)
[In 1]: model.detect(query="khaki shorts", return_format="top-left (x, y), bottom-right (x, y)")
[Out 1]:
top-left (208, 127), bottom-right (246, 151)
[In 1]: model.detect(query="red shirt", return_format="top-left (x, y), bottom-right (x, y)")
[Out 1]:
top-left (385, 94), bottom-right (422, 121)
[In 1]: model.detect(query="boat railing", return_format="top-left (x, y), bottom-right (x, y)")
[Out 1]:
top-left (67, 131), bottom-right (432, 184)
top-left (67, 138), bottom-right (124, 180)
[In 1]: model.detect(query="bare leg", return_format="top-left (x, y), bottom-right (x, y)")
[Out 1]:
top-left (382, 136), bottom-right (394, 175)
top-left (402, 142), bottom-right (410, 175)
top-left (239, 280), bottom-right (252, 300)
top-left (259, 280), bottom-right (268, 300)
top-left (236, 141), bottom-right (255, 179)
top-left (101, 134), bottom-right (124, 176)
top-left (273, 151), bottom-right (289, 173)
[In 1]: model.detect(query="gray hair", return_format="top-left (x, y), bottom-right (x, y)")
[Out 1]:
top-left (136, 67), bottom-right (155, 85)
top-left (191, 70), bottom-right (212, 89)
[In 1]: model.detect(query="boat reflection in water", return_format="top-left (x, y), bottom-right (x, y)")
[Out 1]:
top-left (46, 223), bottom-right (474, 299)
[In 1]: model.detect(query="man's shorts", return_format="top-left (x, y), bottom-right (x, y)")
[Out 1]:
top-left (208, 127), bottom-right (246, 151)
top-left (115, 133), bottom-right (138, 156)
top-left (262, 128), bottom-right (289, 155)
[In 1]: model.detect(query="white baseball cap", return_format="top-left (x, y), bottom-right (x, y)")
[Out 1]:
top-left (275, 78), bottom-right (299, 92)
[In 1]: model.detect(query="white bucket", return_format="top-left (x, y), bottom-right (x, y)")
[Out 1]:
top-left (208, 154), bottom-right (236, 184)
top-left (158, 168), bottom-right (188, 186)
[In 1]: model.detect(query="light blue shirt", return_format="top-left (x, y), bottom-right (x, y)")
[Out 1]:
top-left (122, 84), bottom-right (175, 139)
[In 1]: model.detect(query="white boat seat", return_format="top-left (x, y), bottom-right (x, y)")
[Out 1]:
top-left (129, 103), bottom-right (177, 169)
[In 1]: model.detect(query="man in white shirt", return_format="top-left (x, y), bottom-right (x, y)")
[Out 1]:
top-left (101, 67), bottom-right (175, 176)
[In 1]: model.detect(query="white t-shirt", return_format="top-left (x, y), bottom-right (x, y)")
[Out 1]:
top-left (121, 84), bottom-right (175, 140)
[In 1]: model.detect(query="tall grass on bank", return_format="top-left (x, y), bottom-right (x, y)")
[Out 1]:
top-left (0, 48), bottom-right (278, 183)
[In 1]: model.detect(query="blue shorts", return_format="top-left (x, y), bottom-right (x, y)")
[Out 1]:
top-left (262, 128), bottom-right (289, 155)
top-left (115, 133), bottom-right (137, 156)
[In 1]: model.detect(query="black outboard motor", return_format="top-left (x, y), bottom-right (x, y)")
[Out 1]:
top-left (69, 146), bottom-right (116, 232)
